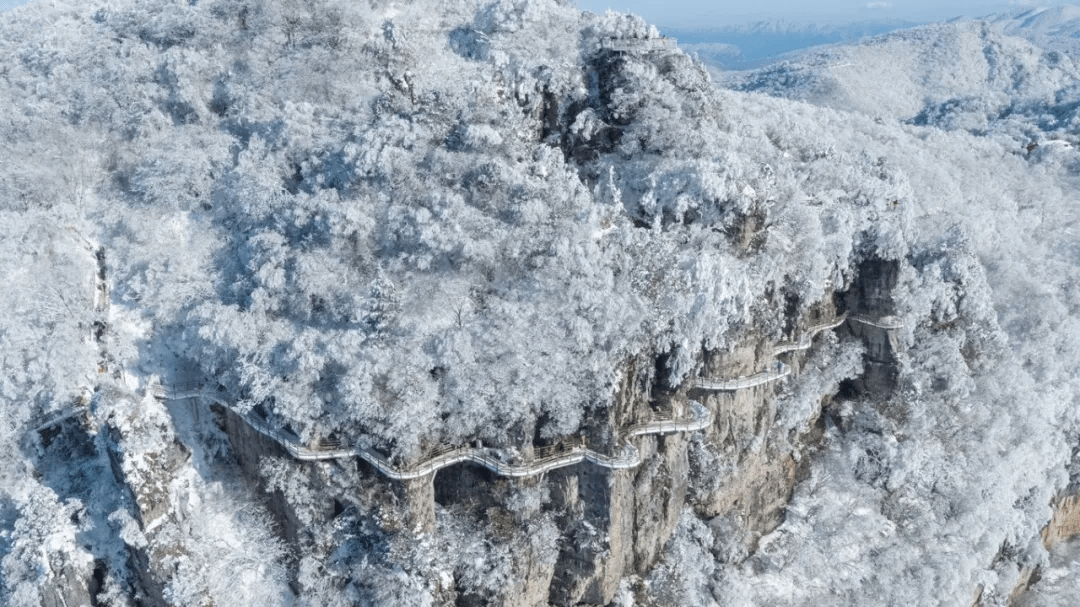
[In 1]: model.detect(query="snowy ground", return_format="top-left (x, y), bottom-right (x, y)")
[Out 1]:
top-left (3, 1), bottom-right (1080, 605)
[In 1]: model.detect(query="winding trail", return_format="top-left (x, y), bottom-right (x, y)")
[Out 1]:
top-left (771, 313), bottom-right (850, 356)
top-left (849, 315), bottom-right (905, 330)
top-left (156, 384), bottom-right (710, 480)
top-left (694, 360), bottom-right (791, 391)
top-left (155, 312), bottom-right (901, 480)
top-left (694, 312), bottom-right (902, 392)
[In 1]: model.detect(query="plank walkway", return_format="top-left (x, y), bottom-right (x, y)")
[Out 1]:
top-left (153, 313), bottom-right (902, 479)
top-left (155, 385), bottom-right (710, 480)
top-left (694, 312), bottom-right (902, 391)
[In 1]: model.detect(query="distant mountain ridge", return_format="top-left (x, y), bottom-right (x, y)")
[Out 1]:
top-left (717, 5), bottom-right (1080, 142)
top-left (679, 5), bottom-right (1080, 71)
top-left (991, 4), bottom-right (1080, 55)
top-left (665, 19), bottom-right (921, 69)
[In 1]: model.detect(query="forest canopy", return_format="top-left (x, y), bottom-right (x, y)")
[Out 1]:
top-left (6, 1), bottom-right (1080, 604)
top-left (0, 0), bottom-right (907, 457)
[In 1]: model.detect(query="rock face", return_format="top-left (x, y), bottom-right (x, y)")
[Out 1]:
top-left (217, 404), bottom-right (327, 544)
top-left (26, 253), bottom-right (905, 607)
top-left (546, 418), bottom-right (691, 604)
top-left (101, 395), bottom-right (194, 607)
top-left (543, 353), bottom-right (693, 605)
top-left (35, 516), bottom-right (99, 607)
top-left (693, 337), bottom-right (806, 544)
top-left (197, 259), bottom-right (905, 606)
top-left (541, 260), bottom-right (902, 605)
top-left (33, 419), bottom-right (101, 607)
top-left (842, 258), bottom-right (902, 396)
top-left (998, 494), bottom-right (1080, 606)
top-left (1042, 494), bottom-right (1080, 549)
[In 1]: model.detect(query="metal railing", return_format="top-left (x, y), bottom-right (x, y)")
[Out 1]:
top-left (623, 403), bottom-right (712, 439)
top-left (694, 360), bottom-right (790, 392)
top-left (155, 381), bottom-right (711, 480)
top-left (772, 313), bottom-right (849, 356)
top-left (849, 315), bottom-right (904, 330)
top-left (150, 381), bottom-right (208, 399)
top-left (534, 436), bottom-right (584, 460)
top-left (145, 309), bottom-right (903, 478)
top-left (135, 310), bottom-right (904, 480)
top-left (693, 312), bottom-right (900, 391)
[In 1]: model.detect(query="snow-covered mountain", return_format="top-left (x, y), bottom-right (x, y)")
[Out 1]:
top-left (723, 18), bottom-right (1079, 131)
top-left (994, 4), bottom-right (1080, 55)
top-left (697, 8), bottom-right (1080, 605)
top-left (2, 1), bottom-right (1080, 605)
top-left (669, 19), bottom-right (921, 70)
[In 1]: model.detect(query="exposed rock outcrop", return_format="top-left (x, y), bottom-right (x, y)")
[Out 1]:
top-left (102, 395), bottom-right (193, 607)
top-left (1042, 494), bottom-right (1080, 550)
top-left (197, 257), bottom-right (905, 606)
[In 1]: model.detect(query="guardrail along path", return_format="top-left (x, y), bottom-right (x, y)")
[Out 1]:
top-left (155, 313), bottom-right (901, 479)
top-left (694, 313), bottom-right (902, 391)
top-left (156, 385), bottom-right (711, 480)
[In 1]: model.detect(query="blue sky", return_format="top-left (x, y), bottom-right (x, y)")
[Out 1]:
top-left (574, 1), bottom-right (1067, 27)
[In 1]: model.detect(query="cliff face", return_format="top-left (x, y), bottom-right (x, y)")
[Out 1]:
top-left (10, 1), bottom-right (1080, 605)
top-left (35, 422), bottom-right (103, 607)
top-left (842, 258), bottom-right (902, 396)
top-left (104, 409), bottom-right (191, 606)
top-left (182, 257), bottom-right (901, 606)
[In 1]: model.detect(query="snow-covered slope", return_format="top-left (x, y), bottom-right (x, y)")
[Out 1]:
top-left (3, 1), bottom-right (1080, 605)
top-left (723, 18), bottom-right (1080, 133)
top-left (0, 0), bottom-right (912, 458)
top-left (645, 10), bottom-right (1080, 606)
top-left (671, 19), bottom-right (920, 70)
top-left (995, 5), bottom-right (1080, 55)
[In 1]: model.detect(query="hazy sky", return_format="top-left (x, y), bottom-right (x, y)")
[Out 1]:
top-left (574, 1), bottom-right (1067, 27)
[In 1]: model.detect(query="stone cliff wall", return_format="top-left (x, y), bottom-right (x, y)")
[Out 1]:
top-left (96, 393), bottom-right (196, 607)
top-left (842, 258), bottom-right (902, 396)
top-left (205, 258), bottom-right (905, 607)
